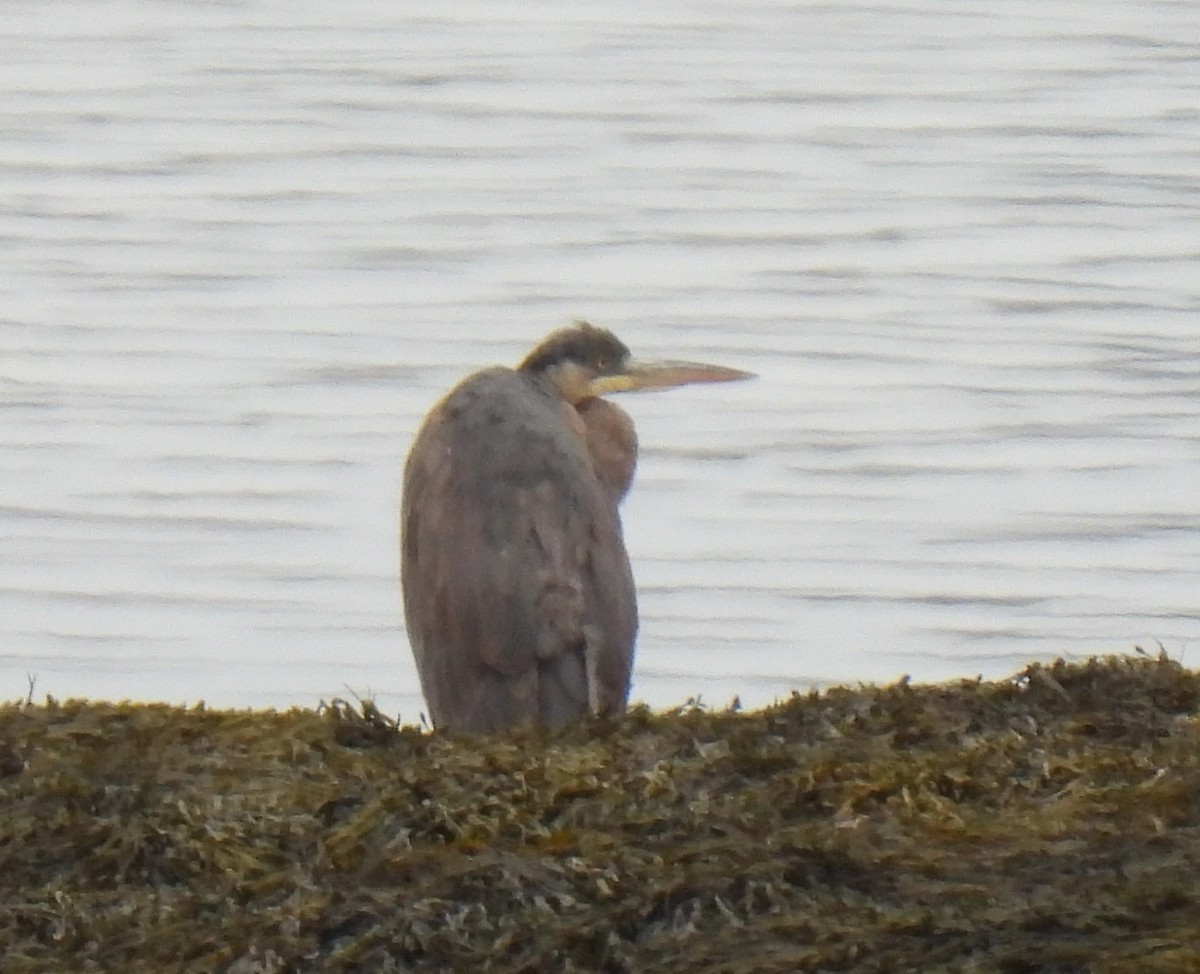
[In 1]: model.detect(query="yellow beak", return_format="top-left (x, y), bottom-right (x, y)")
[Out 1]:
top-left (588, 360), bottom-right (754, 396)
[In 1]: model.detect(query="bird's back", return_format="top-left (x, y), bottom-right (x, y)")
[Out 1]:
top-left (401, 368), bottom-right (637, 733)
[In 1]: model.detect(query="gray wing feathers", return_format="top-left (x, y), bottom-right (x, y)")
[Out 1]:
top-left (401, 369), bottom-right (637, 733)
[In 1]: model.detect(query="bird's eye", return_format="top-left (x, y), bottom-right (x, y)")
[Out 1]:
top-left (596, 358), bottom-right (607, 371)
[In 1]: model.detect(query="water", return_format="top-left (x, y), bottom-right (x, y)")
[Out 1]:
top-left (2, 1), bottom-right (1197, 715)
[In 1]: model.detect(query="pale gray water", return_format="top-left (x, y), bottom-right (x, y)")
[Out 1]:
top-left (2, 1), bottom-right (1198, 715)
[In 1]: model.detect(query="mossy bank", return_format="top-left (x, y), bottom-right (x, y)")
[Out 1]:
top-left (3, 655), bottom-right (1200, 973)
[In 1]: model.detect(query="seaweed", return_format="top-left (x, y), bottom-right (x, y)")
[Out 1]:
top-left (3, 655), bottom-right (1200, 972)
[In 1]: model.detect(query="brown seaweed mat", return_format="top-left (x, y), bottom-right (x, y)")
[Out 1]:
top-left (2, 654), bottom-right (1199, 973)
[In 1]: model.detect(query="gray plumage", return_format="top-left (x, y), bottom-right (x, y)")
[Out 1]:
top-left (401, 366), bottom-right (637, 734)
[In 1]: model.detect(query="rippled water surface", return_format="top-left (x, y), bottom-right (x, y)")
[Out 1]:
top-left (2, 1), bottom-right (1198, 713)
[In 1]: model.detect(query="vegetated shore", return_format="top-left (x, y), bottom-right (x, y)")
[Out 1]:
top-left (2, 654), bottom-right (1199, 974)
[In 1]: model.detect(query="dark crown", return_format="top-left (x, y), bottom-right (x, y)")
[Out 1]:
top-left (518, 321), bottom-right (631, 377)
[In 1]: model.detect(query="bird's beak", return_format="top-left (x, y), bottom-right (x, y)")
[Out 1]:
top-left (588, 360), bottom-right (754, 396)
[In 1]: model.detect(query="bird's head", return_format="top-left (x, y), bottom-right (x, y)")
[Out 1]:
top-left (518, 320), bottom-right (752, 405)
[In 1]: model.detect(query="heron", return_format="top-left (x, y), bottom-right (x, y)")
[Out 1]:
top-left (400, 321), bottom-right (752, 734)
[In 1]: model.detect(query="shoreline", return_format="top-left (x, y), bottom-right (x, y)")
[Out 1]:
top-left (3, 655), bottom-right (1199, 973)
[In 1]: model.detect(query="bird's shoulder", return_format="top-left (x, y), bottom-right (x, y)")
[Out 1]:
top-left (408, 367), bottom-right (594, 492)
